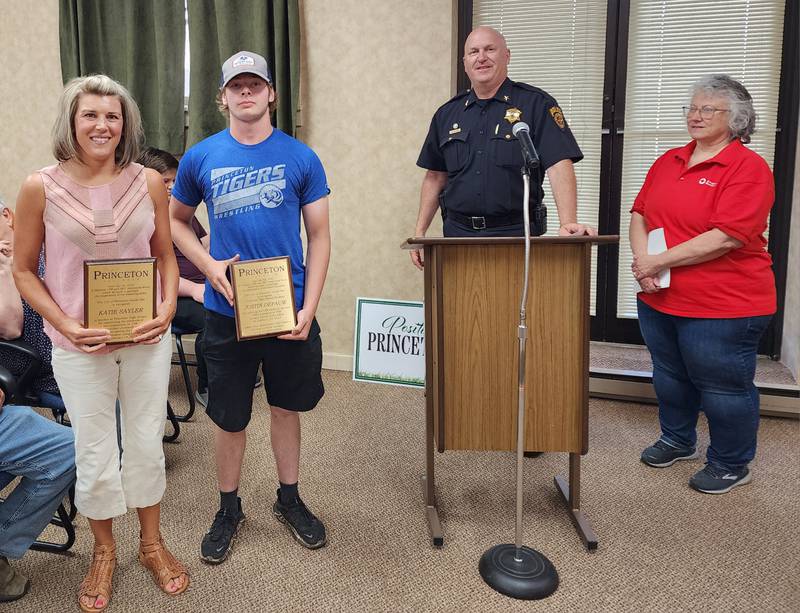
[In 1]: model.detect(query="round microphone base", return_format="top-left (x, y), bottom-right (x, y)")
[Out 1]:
top-left (479, 544), bottom-right (559, 600)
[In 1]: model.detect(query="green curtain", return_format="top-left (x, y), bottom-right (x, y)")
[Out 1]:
top-left (59, 0), bottom-right (185, 154)
top-left (186, 0), bottom-right (300, 147)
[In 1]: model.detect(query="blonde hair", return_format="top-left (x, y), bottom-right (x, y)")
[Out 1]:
top-left (51, 75), bottom-right (143, 167)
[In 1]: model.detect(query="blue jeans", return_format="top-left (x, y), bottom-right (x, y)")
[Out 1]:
top-left (637, 299), bottom-right (771, 472)
top-left (38, 391), bottom-right (66, 414)
top-left (0, 405), bottom-right (76, 559)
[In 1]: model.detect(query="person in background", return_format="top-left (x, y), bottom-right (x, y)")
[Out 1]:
top-left (137, 147), bottom-right (261, 407)
top-left (630, 74), bottom-right (776, 495)
top-left (138, 147), bottom-right (211, 404)
top-left (13, 75), bottom-right (189, 611)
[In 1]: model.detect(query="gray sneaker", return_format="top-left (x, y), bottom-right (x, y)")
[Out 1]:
top-left (0, 556), bottom-right (30, 603)
top-left (689, 464), bottom-right (751, 494)
top-left (641, 439), bottom-right (699, 467)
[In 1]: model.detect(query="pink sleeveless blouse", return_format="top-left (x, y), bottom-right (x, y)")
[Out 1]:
top-left (39, 163), bottom-right (159, 352)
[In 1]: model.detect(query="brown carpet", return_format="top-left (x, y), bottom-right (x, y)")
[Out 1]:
top-left (6, 368), bottom-right (799, 612)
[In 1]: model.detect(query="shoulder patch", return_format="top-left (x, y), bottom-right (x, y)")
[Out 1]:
top-left (549, 106), bottom-right (566, 130)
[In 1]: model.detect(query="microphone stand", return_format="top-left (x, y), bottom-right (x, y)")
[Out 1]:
top-left (478, 159), bottom-right (559, 600)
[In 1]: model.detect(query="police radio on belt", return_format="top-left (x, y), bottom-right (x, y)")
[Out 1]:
top-left (511, 122), bottom-right (540, 169)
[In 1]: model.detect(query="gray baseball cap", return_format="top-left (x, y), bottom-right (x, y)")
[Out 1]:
top-left (220, 51), bottom-right (272, 88)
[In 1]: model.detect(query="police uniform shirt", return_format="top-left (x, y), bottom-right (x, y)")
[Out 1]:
top-left (417, 78), bottom-right (583, 222)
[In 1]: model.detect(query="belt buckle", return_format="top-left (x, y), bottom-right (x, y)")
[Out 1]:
top-left (470, 216), bottom-right (486, 230)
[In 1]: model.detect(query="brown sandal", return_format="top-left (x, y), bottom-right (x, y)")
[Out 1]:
top-left (138, 534), bottom-right (190, 596)
top-left (78, 543), bottom-right (116, 613)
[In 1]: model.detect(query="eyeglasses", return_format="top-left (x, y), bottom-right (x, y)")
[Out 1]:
top-left (682, 105), bottom-right (730, 120)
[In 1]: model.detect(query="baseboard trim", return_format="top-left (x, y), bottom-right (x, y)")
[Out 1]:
top-left (174, 337), bottom-right (798, 418)
top-left (322, 352), bottom-right (353, 372)
top-left (589, 369), bottom-right (800, 418)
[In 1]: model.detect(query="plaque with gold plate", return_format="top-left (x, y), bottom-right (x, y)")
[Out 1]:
top-left (83, 258), bottom-right (157, 344)
top-left (230, 256), bottom-right (297, 341)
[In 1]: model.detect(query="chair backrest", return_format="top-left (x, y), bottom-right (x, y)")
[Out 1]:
top-left (0, 338), bottom-right (41, 405)
top-left (0, 363), bottom-right (17, 400)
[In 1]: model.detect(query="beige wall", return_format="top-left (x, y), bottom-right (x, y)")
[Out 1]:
top-left (0, 0), bottom-right (61, 206)
top-left (299, 0), bottom-right (454, 368)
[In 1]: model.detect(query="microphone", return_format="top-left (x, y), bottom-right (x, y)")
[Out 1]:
top-left (511, 122), bottom-right (540, 169)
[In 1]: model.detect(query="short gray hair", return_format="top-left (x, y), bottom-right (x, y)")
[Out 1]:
top-left (51, 74), bottom-right (144, 168)
top-left (690, 74), bottom-right (756, 144)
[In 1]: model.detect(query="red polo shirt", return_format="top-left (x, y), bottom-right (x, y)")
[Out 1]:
top-left (631, 139), bottom-right (776, 318)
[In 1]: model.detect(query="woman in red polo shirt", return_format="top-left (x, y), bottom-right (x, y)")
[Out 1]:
top-left (628, 74), bottom-right (775, 495)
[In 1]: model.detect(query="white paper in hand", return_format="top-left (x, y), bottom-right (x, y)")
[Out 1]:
top-left (647, 228), bottom-right (671, 288)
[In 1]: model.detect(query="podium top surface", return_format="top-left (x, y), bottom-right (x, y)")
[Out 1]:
top-left (402, 235), bottom-right (619, 249)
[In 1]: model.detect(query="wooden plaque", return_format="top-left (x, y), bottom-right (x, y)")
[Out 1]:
top-left (83, 258), bottom-right (157, 344)
top-left (230, 256), bottom-right (297, 340)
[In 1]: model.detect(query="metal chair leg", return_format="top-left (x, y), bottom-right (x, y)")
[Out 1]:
top-left (163, 401), bottom-right (180, 443)
top-left (173, 334), bottom-right (196, 422)
top-left (64, 484), bottom-right (77, 521)
top-left (29, 502), bottom-right (75, 554)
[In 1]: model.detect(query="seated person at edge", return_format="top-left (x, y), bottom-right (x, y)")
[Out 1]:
top-left (0, 201), bottom-right (76, 605)
top-left (630, 74), bottom-right (776, 495)
top-left (0, 197), bottom-right (65, 415)
top-left (13, 74), bottom-right (189, 612)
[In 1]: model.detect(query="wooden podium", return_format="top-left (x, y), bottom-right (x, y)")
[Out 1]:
top-left (405, 235), bottom-right (618, 550)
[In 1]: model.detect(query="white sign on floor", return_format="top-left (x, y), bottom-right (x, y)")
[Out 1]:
top-left (353, 298), bottom-right (425, 388)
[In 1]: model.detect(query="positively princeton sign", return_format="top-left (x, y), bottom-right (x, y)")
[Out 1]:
top-left (353, 298), bottom-right (424, 388)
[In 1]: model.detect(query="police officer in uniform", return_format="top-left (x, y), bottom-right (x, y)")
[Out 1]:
top-left (411, 26), bottom-right (596, 269)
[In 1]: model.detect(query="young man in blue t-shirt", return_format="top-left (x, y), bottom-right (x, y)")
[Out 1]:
top-left (170, 51), bottom-right (331, 561)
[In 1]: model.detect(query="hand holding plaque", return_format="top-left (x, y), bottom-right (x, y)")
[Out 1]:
top-left (84, 258), bottom-right (157, 344)
top-left (230, 256), bottom-right (297, 340)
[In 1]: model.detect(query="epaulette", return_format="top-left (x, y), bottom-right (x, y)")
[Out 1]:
top-left (512, 81), bottom-right (554, 101)
top-left (446, 88), bottom-right (471, 103)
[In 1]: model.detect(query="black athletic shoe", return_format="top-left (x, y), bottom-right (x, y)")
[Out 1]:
top-left (200, 499), bottom-right (245, 564)
top-left (640, 439), bottom-right (699, 467)
top-left (273, 490), bottom-right (327, 549)
top-left (689, 464), bottom-right (752, 494)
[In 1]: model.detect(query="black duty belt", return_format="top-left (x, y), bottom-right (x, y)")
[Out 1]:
top-left (445, 210), bottom-right (524, 230)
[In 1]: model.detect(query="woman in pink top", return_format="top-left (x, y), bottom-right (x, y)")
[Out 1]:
top-left (13, 75), bottom-right (189, 611)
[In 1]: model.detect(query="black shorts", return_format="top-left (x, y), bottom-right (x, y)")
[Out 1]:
top-left (203, 309), bottom-right (324, 432)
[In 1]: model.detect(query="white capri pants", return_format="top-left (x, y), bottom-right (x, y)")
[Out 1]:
top-left (52, 333), bottom-right (171, 520)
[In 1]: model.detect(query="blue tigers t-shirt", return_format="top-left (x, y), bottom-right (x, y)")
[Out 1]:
top-left (172, 128), bottom-right (330, 318)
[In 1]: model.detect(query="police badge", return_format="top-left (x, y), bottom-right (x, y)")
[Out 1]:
top-left (504, 107), bottom-right (522, 124)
